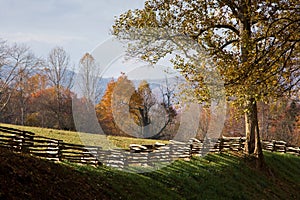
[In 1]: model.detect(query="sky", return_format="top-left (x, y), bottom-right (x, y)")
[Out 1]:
top-left (0, 0), bottom-right (145, 65)
top-left (0, 0), bottom-right (181, 79)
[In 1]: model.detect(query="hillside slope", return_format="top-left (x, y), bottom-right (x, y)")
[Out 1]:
top-left (0, 147), bottom-right (299, 200)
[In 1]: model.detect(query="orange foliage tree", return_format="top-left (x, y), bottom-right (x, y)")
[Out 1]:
top-left (27, 86), bottom-right (75, 130)
top-left (96, 74), bottom-right (177, 138)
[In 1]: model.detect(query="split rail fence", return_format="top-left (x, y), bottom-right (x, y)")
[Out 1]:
top-left (0, 126), bottom-right (299, 169)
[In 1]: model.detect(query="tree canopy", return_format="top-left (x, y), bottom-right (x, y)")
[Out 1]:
top-left (113, 0), bottom-right (299, 102)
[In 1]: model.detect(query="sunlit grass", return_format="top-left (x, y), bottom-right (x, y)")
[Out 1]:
top-left (0, 123), bottom-right (167, 149)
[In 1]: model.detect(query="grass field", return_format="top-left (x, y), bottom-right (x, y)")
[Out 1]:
top-left (0, 123), bottom-right (167, 149)
top-left (0, 146), bottom-right (299, 200)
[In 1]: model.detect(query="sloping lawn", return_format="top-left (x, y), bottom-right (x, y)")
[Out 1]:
top-left (1, 146), bottom-right (299, 200)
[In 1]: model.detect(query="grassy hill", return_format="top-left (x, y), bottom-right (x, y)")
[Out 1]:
top-left (0, 146), bottom-right (299, 200)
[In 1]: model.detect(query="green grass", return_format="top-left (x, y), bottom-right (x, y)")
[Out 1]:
top-left (0, 123), bottom-right (167, 149)
top-left (1, 147), bottom-right (299, 200)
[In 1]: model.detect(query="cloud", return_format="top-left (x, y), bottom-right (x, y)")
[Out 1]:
top-left (0, 32), bottom-right (91, 62)
top-left (0, 0), bottom-right (145, 62)
top-left (0, 0), bottom-right (144, 33)
top-left (0, 32), bottom-right (86, 44)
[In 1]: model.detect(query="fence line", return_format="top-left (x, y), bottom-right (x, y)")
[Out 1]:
top-left (0, 126), bottom-right (299, 168)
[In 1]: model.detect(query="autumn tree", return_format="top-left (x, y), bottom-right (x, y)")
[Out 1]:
top-left (129, 80), bottom-right (156, 138)
top-left (96, 74), bottom-right (134, 136)
top-left (113, 0), bottom-right (300, 167)
top-left (28, 86), bottom-right (75, 130)
top-left (260, 98), bottom-right (300, 145)
top-left (130, 80), bottom-right (177, 139)
top-left (96, 79), bottom-right (124, 136)
top-left (97, 74), bottom-right (177, 138)
top-left (0, 40), bottom-right (75, 130)
top-left (23, 73), bottom-right (49, 126)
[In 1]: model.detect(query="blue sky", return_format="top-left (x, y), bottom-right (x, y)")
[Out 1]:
top-left (0, 0), bottom-right (145, 63)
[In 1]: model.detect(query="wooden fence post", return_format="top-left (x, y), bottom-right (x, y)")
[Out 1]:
top-left (12, 132), bottom-right (20, 151)
top-left (238, 137), bottom-right (243, 151)
top-left (272, 140), bottom-right (276, 152)
top-left (170, 144), bottom-right (174, 160)
top-left (96, 147), bottom-right (102, 165)
top-left (20, 131), bottom-right (26, 152)
top-left (124, 152), bottom-right (129, 167)
top-left (28, 135), bottom-right (34, 154)
top-left (58, 140), bottom-right (63, 161)
top-left (219, 138), bottom-right (224, 152)
top-left (21, 131), bottom-right (29, 153)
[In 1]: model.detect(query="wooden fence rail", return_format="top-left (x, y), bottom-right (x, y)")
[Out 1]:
top-left (0, 126), bottom-right (299, 169)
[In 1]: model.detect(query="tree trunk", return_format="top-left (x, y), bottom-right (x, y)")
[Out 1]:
top-left (56, 87), bottom-right (63, 129)
top-left (244, 98), bottom-right (256, 154)
top-left (244, 98), bottom-right (265, 168)
top-left (253, 101), bottom-right (265, 168)
top-left (238, 1), bottom-right (265, 169)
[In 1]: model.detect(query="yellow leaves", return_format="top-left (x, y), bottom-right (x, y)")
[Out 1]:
top-left (112, 0), bottom-right (300, 108)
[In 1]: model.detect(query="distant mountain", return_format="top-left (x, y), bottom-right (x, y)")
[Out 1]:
top-left (0, 64), bottom-right (180, 104)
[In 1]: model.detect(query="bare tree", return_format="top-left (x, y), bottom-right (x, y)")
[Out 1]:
top-left (72, 53), bottom-right (102, 134)
top-left (76, 53), bottom-right (101, 104)
top-left (0, 39), bottom-right (8, 66)
top-left (9, 44), bottom-right (41, 125)
top-left (0, 39), bottom-right (10, 111)
top-left (149, 78), bottom-right (178, 139)
top-left (0, 40), bottom-right (40, 119)
top-left (45, 47), bottom-right (73, 129)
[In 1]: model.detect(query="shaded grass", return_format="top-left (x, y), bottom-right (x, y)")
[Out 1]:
top-left (0, 147), bottom-right (179, 200)
top-left (1, 146), bottom-right (299, 200)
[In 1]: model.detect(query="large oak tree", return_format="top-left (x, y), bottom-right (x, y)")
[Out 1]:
top-left (113, 0), bottom-right (300, 167)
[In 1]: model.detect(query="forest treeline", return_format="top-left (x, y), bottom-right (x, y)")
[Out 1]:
top-left (0, 39), bottom-right (299, 145)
